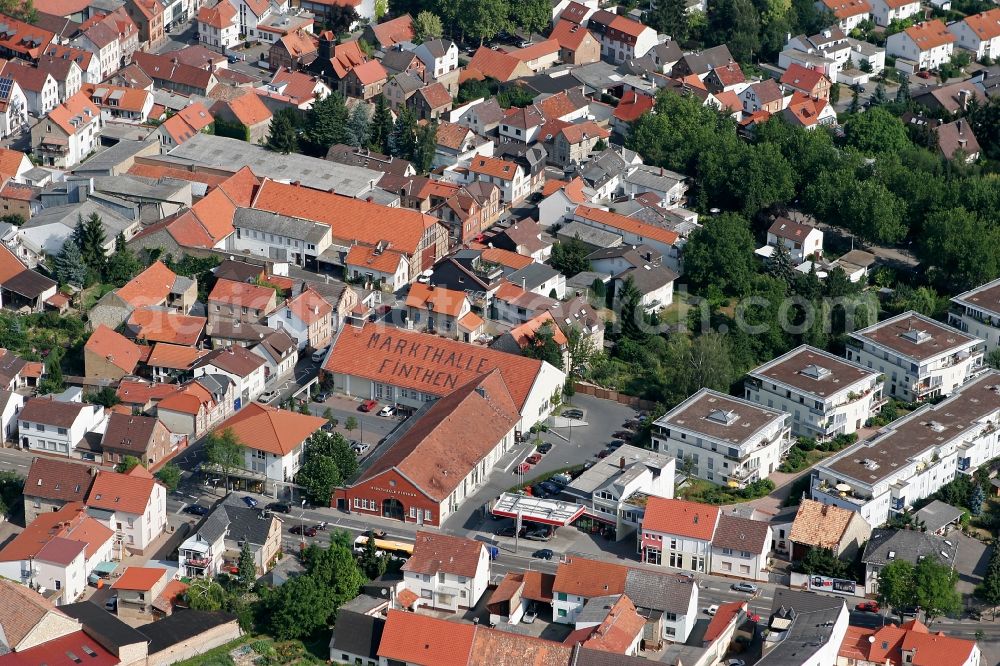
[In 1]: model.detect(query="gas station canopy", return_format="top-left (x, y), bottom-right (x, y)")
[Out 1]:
top-left (491, 492), bottom-right (586, 526)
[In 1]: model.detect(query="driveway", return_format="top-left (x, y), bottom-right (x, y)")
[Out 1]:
top-left (954, 532), bottom-right (990, 597)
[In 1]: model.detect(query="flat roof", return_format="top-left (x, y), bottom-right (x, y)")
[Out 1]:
top-left (491, 492), bottom-right (585, 526)
top-left (850, 311), bottom-right (980, 362)
top-left (749, 345), bottom-right (879, 398)
top-left (566, 444), bottom-right (673, 497)
top-left (656, 388), bottom-right (786, 446)
top-left (820, 370), bottom-right (1000, 485)
top-left (952, 277), bottom-right (1000, 319)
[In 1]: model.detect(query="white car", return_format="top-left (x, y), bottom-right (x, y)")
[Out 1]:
top-left (311, 348), bottom-right (328, 363)
top-left (258, 390), bottom-right (279, 403)
top-left (522, 608), bottom-right (537, 624)
top-left (378, 405), bottom-right (396, 417)
top-left (705, 605), bottom-right (719, 616)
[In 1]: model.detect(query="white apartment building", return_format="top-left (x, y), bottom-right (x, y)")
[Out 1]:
top-left (652, 389), bottom-right (792, 487)
top-left (192, 346), bottom-right (267, 407)
top-left (949, 277), bottom-right (1000, 352)
top-left (746, 345), bottom-right (885, 440)
top-left (18, 397), bottom-right (106, 457)
top-left (639, 497), bottom-right (719, 573)
top-left (811, 370), bottom-right (1000, 528)
top-left (886, 20), bottom-right (955, 70)
top-left (465, 156), bottom-right (530, 205)
top-left (846, 311), bottom-right (984, 402)
top-left (229, 208), bottom-right (331, 268)
top-left (869, 0), bottom-right (921, 26)
top-left (563, 444), bottom-right (676, 541)
top-left (948, 9), bottom-right (1000, 61)
top-left (87, 466), bottom-right (167, 553)
top-left (401, 532), bottom-right (491, 612)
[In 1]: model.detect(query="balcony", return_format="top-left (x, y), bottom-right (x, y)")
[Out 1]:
top-left (813, 479), bottom-right (868, 506)
top-left (890, 496), bottom-right (905, 511)
top-left (184, 556), bottom-right (211, 568)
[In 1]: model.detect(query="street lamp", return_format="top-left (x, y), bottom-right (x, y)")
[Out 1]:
top-left (299, 498), bottom-right (307, 546)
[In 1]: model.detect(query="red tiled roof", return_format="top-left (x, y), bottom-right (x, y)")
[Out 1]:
top-left (208, 278), bottom-right (276, 312)
top-left (370, 13), bottom-right (414, 48)
top-left (196, 2), bottom-right (236, 29)
top-left (579, 595), bottom-right (645, 653)
top-left (117, 379), bottom-right (178, 406)
top-left (146, 342), bottom-right (206, 370)
top-left (24, 459), bottom-right (95, 504)
top-left (780, 63), bottom-right (827, 92)
top-left (550, 20), bottom-right (594, 50)
top-left (378, 610), bottom-right (476, 666)
top-left (112, 566), bottom-right (165, 591)
top-left (469, 156), bottom-right (521, 181)
top-left (402, 531), bottom-right (485, 577)
top-left (127, 307), bottom-right (206, 346)
top-left (277, 30), bottom-right (318, 59)
top-left (127, 163), bottom-right (228, 188)
top-left (350, 58), bottom-right (387, 85)
top-left (819, 0), bottom-right (872, 18)
top-left (962, 8), bottom-right (1000, 40)
top-left (613, 90), bottom-right (654, 122)
top-left (507, 311), bottom-right (568, 348)
top-left (286, 287), bottom-right (333, 325)
top-left (508, 39), bottom-right (559, 63)
top-left (905, 19), bottom-right (956, 50)
top-left (0, 15), bottom-right (54, 59)
top-left (0, 147), bottom-right (26, 181)
top-left (45, 90), bottom-right (100, 136)
top-left (87, 467), bottom-right (158, 516)
top-left (344, 243), bottom-right (407, 274)
top-left (558, 120), bottom-right (609, 144)
top-left (609, 14), bottom-right (651, 38)
top-left (85, 325), bottom-right (143, 374)
top-left (418, 81), bottom-right (451, 109)
top-left (325, 323), bottom-right (545, 412)
top-left (553, 557), bottom-right (629, 598)
top-left (0, 629), bottom-right (119, 666)
top-left (210, 90), bottom-right (272, 127)
top-left (215, 402), bottom-right (326, 456)
top-left (642, 497), bottom-right (720, 540)
top-left (465, 47), bottom-right (525, 82)
top-left (405, 282), bottom-right (468, 317)
top-left (783, 91), bottom-right (830, 127)
top-left (704, 601), bottom-right (746, 642)
top-left (116, 260), bottom-right (176, 308)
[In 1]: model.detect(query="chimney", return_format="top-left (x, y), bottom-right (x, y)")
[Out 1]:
top-left (619, 456), bottom-right (625, 470)
top-left (318, 32), bottom-right (333, 63)
top-left (957, 119), bottom-right (963, 132)
top-left (958, 88), bottom-right (971, 110)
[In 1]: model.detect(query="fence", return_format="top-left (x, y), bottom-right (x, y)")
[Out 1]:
top-left (573, 381), bottom-right (659, 412)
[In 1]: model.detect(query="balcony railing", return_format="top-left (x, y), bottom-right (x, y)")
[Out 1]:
top-left (185, 556), bottom-right (211, 568)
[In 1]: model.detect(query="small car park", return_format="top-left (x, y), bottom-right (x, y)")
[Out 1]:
top-left (360, 399), bottom-right (378, 412)
top-left (495, 525), bottom-right (517, 537)
top-left (516, 462), bottom-right (532, 474)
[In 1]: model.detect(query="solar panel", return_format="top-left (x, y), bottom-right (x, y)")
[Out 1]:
top-left (0, 78), bottom-right (12, 101)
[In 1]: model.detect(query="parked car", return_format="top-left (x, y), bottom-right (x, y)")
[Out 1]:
top-left (524, 531), bottom-right (552, 542)
top-left (242, 496), bottom-right (258, 508)
top-left (537, 442), bottom-right (553, 454)
top-left (311, 348), bottom-right (328, 363)
top-left (899, 606), bottom-right (921, 616)
top-left (516, 462), bottom-right (532, 474)
top-left (526, 453), bottom-right (542, 464)
top-left (378, 405), bottom-right (396, 417)
top-left (613, 430), bottom-right (634, 439)
top-left (562, 409), bottom-right (583, 420)
top-left (531, 484), bottom-right (548, 498)
top-left (540, 481), bottom-right (561, 494)
top-left (726, 660), bottom-right (746, 666)
top-left (522, 606), bottom-right (538, 623)
top-left (184, 504), bottom-right (208, 516)
top-left (706, 605), bottom-right (719, 616)
top-left (362, 529), bottom-right (387, 539)
top-left (312, 392), bottom-right (328, 403)
top-left (607, 440), bottom-right (625, 450)
top-left (258, 390), bottom-right (279, 403)
top-left (731, 582), bottom-right (758, 594)
top-left (550, 473), bottom-right (572, 485)
top-left (290, 525), bottom-right (318, 537)
top-left (532, 548), bottom-right (554, 560)
top-left (266, 502), bottom-right (291, 514)
top-left (105, 596), bottom-right (118, 611)
top-left (596, 450), bottom-right (611, 459)
top-left (495, 525), bottom-right (517, 537)
top-left (353, 443), bottom-right (371, 455)
top-left (360, 399), bottom-right (378, 412)
top-left (856, 601), bottom-right (880, 613)
top-left (917, 70), bottom-right (932, 78)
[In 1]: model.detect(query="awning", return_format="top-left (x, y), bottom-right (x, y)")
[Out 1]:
top-left (641, 536), bottom-right (661, 550)
top-left (92, 561), bottom-right (118, 576)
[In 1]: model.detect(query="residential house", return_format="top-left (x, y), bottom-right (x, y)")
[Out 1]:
top-left (549, 121), bottom-right (610, 168)
top-left (887, 20), bottom-right (955, 70)
top-left (453, 97), bottom-right (505, 135)
top-left (111, 566), bottom-right (169, 621)
top-left (780, 63), bottom-right (832, 99)
top-left (73, 8), bottom-right (138, 80)
top-left (937, 118), bottom-right (980, 162)
top-left (209, 91), bottom-right (273, 144)
top-left (152, 102), bottom-right (214, 151)
top-left (869, 0), bottom-right (921, 26)
top-left (89, 260), bottom-right (198, 331)
top-left (268, 30), bottom-right (317, 71)
top-left (197, 2), bottom-right (239, 53)
top-left (125, 0), bottom-right (166, 49)
top-left (23, 457), bottom-right (97, 524)
top-left (710, 513), bottom-right (772, 582)
top-left (762, 217), bottom-right (824, 263)
top-left (18, 397), bottom-right (107, 460)
top-left (433, 121), bottom-right (494, 169)
top-left (610, 90), bottom-right (653, 137)
top-left (251, 328), bottom-right (297, 383)
top-left (261, 68), bottom-right (329, 109)
top-left (341, 59), bottom-right (387, 100)
top-left (381, 49), bottom-right (425, 78)
top-left (408, 81), bottom-right (452, 121)
top-left (551, 556), bottom-right (629, 624)
top-left (464, 47), bottom-right (533, 82)
top-left (2, 59), bottom-right (59, 117)
top-left (230, 0), bottom-right (288, 39)
top-left (550, 20), bottom-right (601, 65)
top-left (538, 178), bottom-right (592, 227)
top-left (948, 8), bottom-right (1000, 61)
top-left (485, 218), bottom-right (551, 262)
top-left (0, 76), bottom-right (28, 138)
top-left (467, 155), bottom-right (529, 204)
top-left (505, 40), bottom-right (560, 73)
top-left (30, 90), bottom-right (101, 168)
top-left (846, 310), bottom-right (984, 401)
top-left (639, 497), bottom-right (719, 573)
top-left (344, 243), bottom-right (410, 292)
top-left (404, 282), bottom-right (472, 336)
top-left (759, 589), bottom-right (849, 666)
top-left (34, 53), bottom-right (82, 104)
top-left (100, 413), bottom-right (175, 471)
top-left (413, 38), bottom-right (458, 79)
top-left (213, 402), bottom-right (325, 492)
top-left (652, 389), bottom-right (792, 487)
top-left (178, 498), bottom-right (282, 577)
top-left (87, 465), bottom-right (167, 554)
top-left (0, 389), bottom-right (23, 444)
top-left (746, 345), bottom-right (885, 440)
top-left (132, 52), bottom-right (218, 96)
top-left (738, 78), bottom-right (785, 114)
top-left (782, 91), bottom-right (837, 129)
top-left (83, 325), bottom-right (144, 383)
top-left (587, 11), bottom-right (657, 63)
top-left (266, 287), bottom-right (333, 351)
top-left (363, 13), bottom-right (413, 51)
top-left (401, 531), bottom-right (490, 612)
top-left (0, 15), bottom-right (54, 61)
top-left (861, 527), bottom-right (956, 595)
top-left (228, 208), bottom-right (332, 271)
top-left (817, 0), bottom-right (872, 31)
top-left (155, 375), bottom-right (236, 438)
top-left (499, 105), bottom-right (544, 144)
top-left (82, 82), bottom-right (154, 123)
top-left (569, 205), bottom-right (682, 273)
top-left (611, 262), bottom-right (677, 313)
top-left (207, 278), bottom-right (277, 324)
top-left (839, 619), bottom-right (980, 666)
top-left (192, 345), bottom-right (267, 406)
top-left (787, 498), bottom-right (872, 560)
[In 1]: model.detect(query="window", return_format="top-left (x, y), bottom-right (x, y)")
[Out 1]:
top-left (409, 507), bottom-right (417, 518)
top-left (557, 592), bottom-right (567, 601)
top-left (424, 510), bottom-right (431, 520)
top-left (421, 589), bottom-right (432, 599)
top-left (438, 572), bottom-right (445, 583)
top-left (57, 428), bottom-right (67, 435)
top-left (558, 609), bottom-right (567, 617)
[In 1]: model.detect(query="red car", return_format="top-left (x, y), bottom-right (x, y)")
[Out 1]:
top-left (917, 70), bottom-right (931, 79)
top-left (855, 601), bottom-right (880, 613)
top-left (526, 453), bottom-right (542, 464)
top-left (360, 399), bottom-right (378, 412)
top-left (516, 462), bottom-right (532, 474)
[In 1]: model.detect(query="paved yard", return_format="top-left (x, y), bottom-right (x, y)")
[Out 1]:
top-left (955, 531), bottom-right (991, 597)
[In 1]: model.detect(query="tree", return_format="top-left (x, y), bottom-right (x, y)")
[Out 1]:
top-left (368, 95), bottom-right (394, 154)
top-left (0, 471), bottom-right (24, 517)
top-left (53, 239), bottom-right (87, 287)
top-left (706, 0), bottom-right (761, 62)
top-left (186, 578), bottom-right (226, 611)
top-left (359, 535), bottom-right (387, 578)
top-left (38, 347), bottom-right (64, 395)
top-left (0, 0), bottom-right (35, 22)
top-left (841, 179), bottom-right (906, 245)
top-left (259, 573), bottom-right (335, 639)
top-left (83, 387), bottom-right (121, 408)
top-left (616, 276), bottom-right (647, 342)
top-left (878, 559), bottom-right (915, 624)
top-left (514, 0), bottom-right (550, 34)
top-left (977, 547), bottom-right (1000, 613)
top-left (523, 321), bottom-right (564, 370)
top-left (681, 213), bottom-right (757, 298)
top-left (388, 105), bottom-right (417, 158)
top-left (104, 233), bottom-right (141, 286)
top-left (920, 207), bottom-right (1000, 293)
top-left (648, 0), bottom-right (688, 42)
top-left (303, 539), bottom-right (366, 607)
top-left (303, 92), bottom-right (348, 155)
top-left (345, 416), bottom-right (358, 434)
top-left (265, 108), bottom-right (299, 153)
top-left (549, 237), bottom-right (591, 277)
top-left (767, 239), bottom-right (795, 284)
top-left (566, 326), bottom-right (596, 375)
top-left (462, 0), bottom-right (510, 43)
top-left (237, 541), bottom-right (256, 592)
top-left (895, 74), bottom-right (910, 106)
top-left (413, 10), bottom-right (443, 41)
top-left (412, 121), bottom-right (437, 173)
top-left (297, 432), bottom-right (358, 504)
top-left (346, 103), bottom-right (370, 148)
top-left (204, 428), bottom-right (244, 492)
top-left (844, 107), bottom-right (910, 155)
top-left (374, 0), bottom-right (388, 18)
top-left (797, 547), bottom-right (848, 578)
top-left (970, 483), bottom-right (985, 516)
top-left (871, 78), bottom-right (887, 106)
top-left (115, 456), bottom-right (142, 473)
top-left (913, 556), bottom-right (961, 624)
top-left (848, 87), bottom-right (860, 114)
top-left (80, 212), bottom-right (107, 275)
top-left (155, 463), bottom-right (182, 492)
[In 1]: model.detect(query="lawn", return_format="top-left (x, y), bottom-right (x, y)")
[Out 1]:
top-left (677, 477), bottom-right (775, 505)
top-left (173, 636), bottom-right (329, 666)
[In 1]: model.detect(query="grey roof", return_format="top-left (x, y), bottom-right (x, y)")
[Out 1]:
top-left (587, 244), bottom-right (661, 265)
top-left (329, 610), bottom-right (385, 660)
top-left (757, 605), bottom-right (844, 666)
top-left (861, 527), bottom-right (958, 567)
top-left (138, 610), bottom-right (237, 654)
top-left (566, 270), bottom-right (610, 293)
top-left (60, 601), bottom-right (150, 653)
top-left (912, 500), bottom-right (965, 534)
top-left (73, 140), bottom-right (152, 176)
top-left (24, 199), bottom-right (134, 237)
top-left (93, 175), bottom-right (189, 203)
top-left (677, 45), bottom-right (734, 75)
top-left (572, 646), bottom-right (654, 666)
top-left (197, 508), bottom-right (229, 544)
top-left (624, 569), bottom-right (696, 615)
top-left (575, 595), bottom-right (621, 625)
top-left (381, 50), bottom-right (421, 74)
top-left (3, 269), bottom-right (56, 298)
top-left (557, 221), bottom-right (622, 248)
top-left (418, 38), bottom-right (453, 58)
top-left (614, 263), bottom-right (678, 293)
top-left (506, 262), bottom-right (560, 291)
top-left (770, 588), bottom-right (844, 615)
top-left (233, 208), bottom-right (329, 244)
top-left (568, 61), bottom-right (621, 93)
top-left (255, 328), bottom-right (297, 361)
top-left (623, 165), bottom-right (685, 192)
top-left (198, 498), bottom-right (278, 546)
top-left (163, 134), bottom-right (383, 197)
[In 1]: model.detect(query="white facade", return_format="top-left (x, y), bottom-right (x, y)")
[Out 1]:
top-left (465, 164), bottom-right (529, 204)
top-left (641, 527), bottom-right (714, 573)
top-left (538, 189), bottom-right (587, 227)
top-left (0, 391), bottom-right (24, 442)
top-left (709, 525), bottom-right (772, 582)
top-left (745, 346), bottom-right (885, 440)
top-left (199, 19), bottom-right (240, 51)
top-left (950, 278), bottom-right (1000, 353)
top-left (251, 341), bottom-right (297, 382)
top-left (243, 442), bottom-right (303, 484)
top-left (948, 13), bottom-right (1000, 61)
top-left (886, 26), bottom-right (954, 69)
top-left (19, 404), bottom-right (107, 456)
top-left (812, 370), bottom-right (1000, 528)
top-left (599, 25), bottom-right (658, 63)
top-left (74, 33), bottom-right (121, 81)
top-left (23, 73), bottom-right (60, 116)
top-left (652, 389), bottom-right (792, 487)
top-left (178, 529), bottom-right (225, 578)
top-left (228, 220), bottom-right (331, 268)
top-left (766, 227), bottom-right (824, 264)
top-left (846, 311), bottom-right (984, 402)
top-left (870, 0), bottom-right (920, 26)
top-left (413, 41), bottom-right (459, 79)
top-left (0, 80), bottom-right (28, 139)
top-left (90, 482), bottom-right (167, 552)
top-left (344, 252), bottom-right (410, 293)
top-left (403, 545), bottom-right (490, 612)
top-left (193, 359), bottom-right (267, 406)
